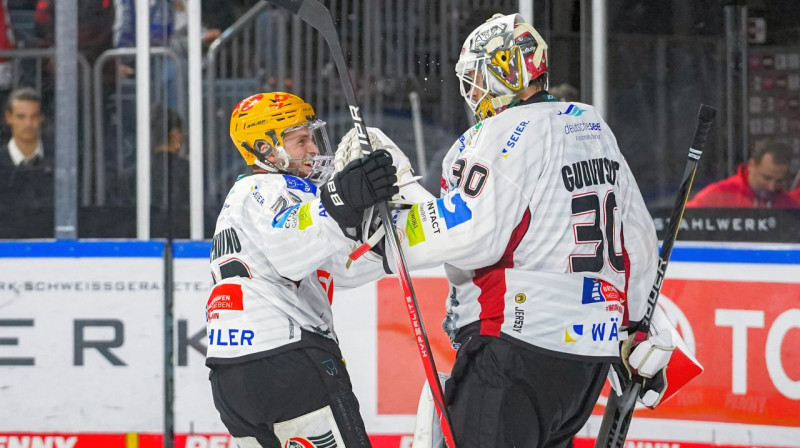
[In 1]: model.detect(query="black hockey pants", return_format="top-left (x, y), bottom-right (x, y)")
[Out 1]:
top-left (445, 335), bottom-right (609, 448)
top-left (209, 331), bottom-right (371, 448)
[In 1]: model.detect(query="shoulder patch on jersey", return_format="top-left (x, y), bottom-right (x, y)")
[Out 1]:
top-left (282, 174), bottom-right (317, 195)
top-left (249, 185), bottom-right (266, 206)
top-left (272, 204), bottom-right (301, 229)
top-left (436, 194), bottom-right (472, 229)
top-left (501, 120), bottom-right (531, 158)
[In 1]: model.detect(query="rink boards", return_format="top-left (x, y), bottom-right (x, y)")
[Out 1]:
top-left (0, 240), bottom-right (798, 448)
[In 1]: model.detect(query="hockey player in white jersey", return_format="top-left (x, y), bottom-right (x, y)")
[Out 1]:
top-left (329, 14), bottom-right (681, 448)
top-left (205, 92), bottom-right (398, 448)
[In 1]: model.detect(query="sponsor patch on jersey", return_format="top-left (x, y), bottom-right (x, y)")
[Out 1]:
top-left (272, 204), bottom-right (300, 229)
top-left (250, 185), bottom-right (265, 206)
top-left (436, 194), bottom-right (472, 229)
top-left (207, 328), bottom-right (255, 346)
top-left (564, 324), bottom-right (584, 342)
top-left (207, 284), bottom-right (244, 320)
top-left (298, 203), bottom-right (314, 230)
top-left (501, 120), bottom-right (530, 158)
top-left (282, 174), bottom-right (317, 195)
top-left (581, 277), bottom-right (623, 304)
top-left (557, 104), bottom-right (586, 116)
top-left (406, 204), bottom-right (426, 246)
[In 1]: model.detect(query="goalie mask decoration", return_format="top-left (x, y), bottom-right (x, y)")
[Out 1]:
top-left (456, 13), bottom-right (549, 122)
top-left (230, 92), bottom-right (335, 185)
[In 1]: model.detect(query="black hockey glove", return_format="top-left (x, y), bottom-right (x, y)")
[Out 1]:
top-left (321, 149), bottom-right (398, 233)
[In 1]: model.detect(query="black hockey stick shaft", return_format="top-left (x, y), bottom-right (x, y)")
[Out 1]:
top-left (595, 104), bottom-right (716, 448)
top-left (262, 1), bottom-right (458, 447)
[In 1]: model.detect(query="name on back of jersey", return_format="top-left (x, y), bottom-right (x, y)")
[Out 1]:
top-left (561, 157), bottom-right (620, 192)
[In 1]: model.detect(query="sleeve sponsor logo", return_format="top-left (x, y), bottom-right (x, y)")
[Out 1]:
top-left (419, 200), bottom-right (442, 235)
top-left (435, 194), bottom-right (472, 229)
top-left (282, 174), bottom-right (317, 195)
top-left (405, 204), bottom-right (426, 246)
top-left (298, 203), bottom-right (314, 230)
top-left (272, 204), bottom-right (301, 229)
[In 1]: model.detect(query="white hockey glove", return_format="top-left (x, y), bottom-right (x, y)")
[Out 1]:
top-left (609, 305), bottom-right (703, 410)
top-left (607, 362), bottom-right (668, 409)
top-left (335, 127), bottom-right (433, 206)
top-left (621, 326), bottom-right (675, 379)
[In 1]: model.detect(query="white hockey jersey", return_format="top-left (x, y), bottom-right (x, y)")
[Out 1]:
top-left (205, 173), bottom-right (384, 365)
top-left (392, 93), bottom-right (659, 360)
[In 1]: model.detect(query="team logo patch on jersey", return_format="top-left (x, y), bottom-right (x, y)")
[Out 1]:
top-left (273, 204), bottom-right (301, 229)
top-left (406, 204), bottom-right (426, 246)
top-left (558, 104), bottom-right (586, 116)
top-left (282, 175), bottom-right (317, 195)
top-left (436, 194), bottom-right (472, 229)
top-left (564, 324), bottom-right (583, 342)
top-left (581, 277), bottom-right (623, 305)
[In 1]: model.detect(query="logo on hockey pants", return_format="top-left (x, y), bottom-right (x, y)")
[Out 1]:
top-left (284, 430), bottom-right (337, 448)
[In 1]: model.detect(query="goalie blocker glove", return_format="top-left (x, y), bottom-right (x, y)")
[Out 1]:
top-left (321, 149), bottom-right (398, 234)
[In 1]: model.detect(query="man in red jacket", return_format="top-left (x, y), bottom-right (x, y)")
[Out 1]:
top-left (688, 139), bottom-right (798, 208)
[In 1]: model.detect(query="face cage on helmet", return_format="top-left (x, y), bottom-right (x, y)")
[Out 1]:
top-left (457, 56), bottom-right (495, 121)
top-left (255, 119), bottom-right (334, 185)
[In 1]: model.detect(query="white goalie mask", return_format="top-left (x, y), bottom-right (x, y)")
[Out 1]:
top-left (456, 13), bottom-right (549, 121)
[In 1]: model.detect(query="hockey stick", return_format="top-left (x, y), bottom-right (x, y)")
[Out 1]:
top-left (594, 104), bottom-right (716, 448)
top-left (261, 1), bottom-right (458, 446)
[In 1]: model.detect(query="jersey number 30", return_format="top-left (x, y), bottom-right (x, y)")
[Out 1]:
top-left (570, 191), bottom-right (624, 273)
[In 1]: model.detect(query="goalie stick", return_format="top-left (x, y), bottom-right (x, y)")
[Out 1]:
top-left (595, 104), bottom-right (716, 448)
top-left (261, 1), bottom-right (458, 447)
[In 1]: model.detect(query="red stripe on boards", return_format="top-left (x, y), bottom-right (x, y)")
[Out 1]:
top-left (473, 208), bottom-right (532, 337)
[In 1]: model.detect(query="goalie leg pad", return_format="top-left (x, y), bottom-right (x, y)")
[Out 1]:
top-left (411, 372), bottom-right (450, 448)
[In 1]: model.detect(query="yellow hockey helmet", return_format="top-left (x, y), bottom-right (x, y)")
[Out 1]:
top-left (229, 92), bottom-right (334, 183)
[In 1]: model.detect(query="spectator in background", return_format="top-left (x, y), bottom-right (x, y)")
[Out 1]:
top-left (33, 0), bottom-right (115, 116)
top-left (150, 104), bottom-right (189, 238)
top-left (687, 138), bottom-right (798, 208)
top-left (33, 0), bottom-right (114, 63)
top-left (0, 86), bottom-right (48, 176)
top-left (0, 86), bottom-right (53, 237)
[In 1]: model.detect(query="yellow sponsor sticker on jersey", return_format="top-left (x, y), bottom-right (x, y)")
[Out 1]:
top-left (298, 203), bottom-right (314, 230)
top-left (405, 204), bottom-right (426, 246)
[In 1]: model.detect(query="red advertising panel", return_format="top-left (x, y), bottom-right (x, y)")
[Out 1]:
top-left (377, 277), bottom-right (800, 428)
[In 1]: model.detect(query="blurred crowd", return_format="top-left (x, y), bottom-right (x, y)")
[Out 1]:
top-left (0, 0), bottom-right (799, 241)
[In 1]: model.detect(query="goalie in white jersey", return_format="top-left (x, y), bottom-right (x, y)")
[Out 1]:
top-left (329, 13), bottom-right (681, 448)
top-left (205, 92), bottom-right (398, 448)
